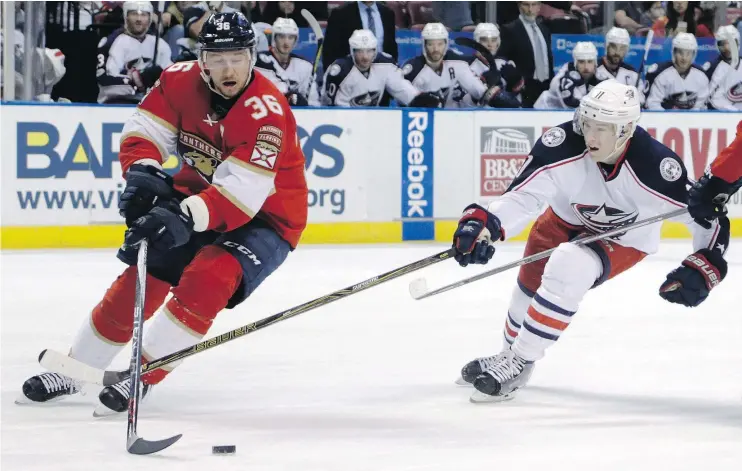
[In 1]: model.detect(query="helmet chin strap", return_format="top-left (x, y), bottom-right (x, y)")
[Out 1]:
top-left (593, 132), bottom-right (631, 164)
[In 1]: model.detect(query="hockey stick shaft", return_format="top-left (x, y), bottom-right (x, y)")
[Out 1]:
top-left (411, 208), bottom-right (687, 301)
top-left (301, 9), bottom-right (324, 77)
top-left (635, 29), bottom-right (654, 88)
top-left (125, 240), bottom-right (182, 455)
top-left (40, 249), bottom-right (456, 386)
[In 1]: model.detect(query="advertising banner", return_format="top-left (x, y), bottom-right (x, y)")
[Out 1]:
top-left (1, 105), bottom-right (398, 226)
top-left (401, 109), bottom-right (435, 241)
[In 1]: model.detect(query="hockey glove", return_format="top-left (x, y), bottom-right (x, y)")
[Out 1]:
top-left (408, 92), bottom-right (443, 108)
top-left (453, 204), bottom-right (503, 267)
top-left (121, 199), bottom-right (194, 259)
top-left (687, 173), bottom-right (740, 229)
top-left (131, 65), bottom-right (163, 90)
top-left (119, 163), bottom-right (175, 226)
top-left (659, 249), bottom-right (727, 307)
top-left (286, 93), bottom-right (309, 107)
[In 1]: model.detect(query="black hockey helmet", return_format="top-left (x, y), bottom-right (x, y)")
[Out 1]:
top-left (198, 12), bottom-right (257, 52)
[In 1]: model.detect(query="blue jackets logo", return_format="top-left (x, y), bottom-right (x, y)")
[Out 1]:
top-left (402, 111), bottom-right (434, 241)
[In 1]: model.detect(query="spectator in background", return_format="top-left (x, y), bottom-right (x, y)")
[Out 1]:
top-left (640, 2), bottom-right (666, 28)
top-left (652, 1), bottom-right (712, 38)
top-left (162, 2), bottom-right (195, 61)
top-left (499, 1), bottom-right (553, 108)
top-left (432, 1), bottom-right (475, 31)
top-left (322, 1), bottom-right (397, 70)
top-left (614, 2), bottom-right (648, 34)
top-left (251, 1), bottom-right (327, 27)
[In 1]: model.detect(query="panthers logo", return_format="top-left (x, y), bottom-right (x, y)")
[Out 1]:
top-left (183, 151), bottom-right (219, 178)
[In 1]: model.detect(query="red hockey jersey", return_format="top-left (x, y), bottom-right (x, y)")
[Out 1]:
top-left (118, 61), bottom-right (308, 247)
top-left (709, 120), bottom-right (742, 184)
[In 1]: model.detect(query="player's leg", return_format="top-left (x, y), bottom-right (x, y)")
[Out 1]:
top-left (18, 237), bottom-right (207, 405)
top-left (459, 208), bottom-right (578, 384)
top-left (96, 219), bottom-right (292, 413)
top-left (471, 238), bottom-right (647, 402)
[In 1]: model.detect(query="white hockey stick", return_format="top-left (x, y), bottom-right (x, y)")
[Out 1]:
top-left (635, 29), bottom-right (654, 89)
top-left (301, 9), bottom-right (324, 77)
top-left (409, 207), bottom-right (688, 301)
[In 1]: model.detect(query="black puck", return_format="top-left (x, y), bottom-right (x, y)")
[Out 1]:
top-left (212, 445), bottom-right (236, 455)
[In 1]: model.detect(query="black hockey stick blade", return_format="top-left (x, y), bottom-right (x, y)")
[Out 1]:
top-left (127, 433), bottom-right (182, 455)
top-left (454, 37), bottom-right (495, 68)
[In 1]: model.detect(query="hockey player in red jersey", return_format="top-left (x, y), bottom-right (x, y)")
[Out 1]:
top-left (687, 120), bottom-right (742, 228)
top-left (450, 80), bottom-right (730, 403)
top-left (18, 12), bottom-right (308, 415)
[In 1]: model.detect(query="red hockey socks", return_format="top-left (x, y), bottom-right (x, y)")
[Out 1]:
top-left (69, 266), bottom-right (171, 368)
top-left (141, 246), bottom-right (243, 385)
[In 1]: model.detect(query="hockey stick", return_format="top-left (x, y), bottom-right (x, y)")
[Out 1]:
top-left (301, 9), bottom-right (324, 78)
top-left (39, 248), bottom-right (457, 387)
top-left (125, 240), bottom-right (182, 455)
top-left (409, 207), bottom-right (688, 301)
top-left (454, 36), bottom-right (496, 68)
top-left (635, 29), bottom-right (654, 88)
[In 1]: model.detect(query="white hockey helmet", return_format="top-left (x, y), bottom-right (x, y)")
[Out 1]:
top-left (421, 22), bottom-right (449, 60)
top-left (271, 17), bottom-right (298, 48)
top-left (672, 32), bottom-right (698, 65)
top-left (123, 1), bottom-right (153, 35)
top-left (579, 79), bottom-right (641, 135)
top-left (474, 23), bottom-right (500, 42)
top-left (572, 41), bottom-right (598, 66)
top-left (349, 29), bottom-right (378, 52)
top-left (605, 27), bottom-right (630, 47)
top-left (714, 24), bottom-right (740, 44)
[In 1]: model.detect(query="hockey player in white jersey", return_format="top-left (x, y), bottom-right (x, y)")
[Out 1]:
top-left (402, 23), bottom-right (509, 108)
top-left (534, 41), bottom-right (602, 109)
top-left (96, 1), bottom-right (172, 104)
top-left (467, 23), bottom-right (524, 105)
top-left (254, 18), bottom-right (317, 107)
top-left (450, 80), bottom-right (729, 403)
top-left (705, 25), bottom-right (742, 111)
top-left (596, 27), bottom-right (642, 91)
top-left (645, 33), bottom-right (709, 110)
top-left (320, 29), bottom-right (439, 108)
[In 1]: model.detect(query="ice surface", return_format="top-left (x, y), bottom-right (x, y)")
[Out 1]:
top-left (2, 242), bottom-right (741, 471)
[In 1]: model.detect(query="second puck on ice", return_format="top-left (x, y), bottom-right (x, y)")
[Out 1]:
top-left (212, 445), bottom-right (236, 455)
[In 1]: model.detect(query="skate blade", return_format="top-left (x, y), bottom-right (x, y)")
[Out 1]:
top-left (92, 404), bottom-right (124, 418)
top-left (454, 376), bottom-right (472, 387)
top-left (14, 394), bottom-right (71, 406)
top-left (469, 390), bottom-right (517, 404)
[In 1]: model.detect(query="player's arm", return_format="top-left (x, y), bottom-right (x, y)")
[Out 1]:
top-left (184, 97), bottom-right (289, 232)
top-left (556, 70), bottom-right (582, 108)
top-left (644, 65), bottom-right (664, 110)
top-left (687, 121), bottom-right (742, 226)
top-left (455, 61), bottom-right (487, 101)
top-left (320, 61), bottom-right (350, 107)
top-left (692, 71), bottom-right (710, 110)
top-left (116, 65), bottom-right (181, 223)
top-left (649, 158), bottom-right (731, 307)
top-left (383, 65), bottom-right (423, 105)
top-left (500, 60), bottom-right (525, 94)
top-left (96, 35), bottom-right (137, 101)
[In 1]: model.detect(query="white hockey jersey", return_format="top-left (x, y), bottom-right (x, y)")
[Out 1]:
top-left (320, 53), bottom-right (419, 107)
top-left (644, 61), bottom-right (709, 110)
top-left (534, 62), bottom-right (602, 110)
top-left (254, 51), bottom-right (317, 105)
top-left (487, 123), bottom-right (729, 258)
top-left (402, 51), bottom-right (487, 108)
top-left (704, 57), bottom-right (742, 111)
top-left (96, 27), bottom-right (172, 103)
top-left (469, 56), bottom-right (524, 93)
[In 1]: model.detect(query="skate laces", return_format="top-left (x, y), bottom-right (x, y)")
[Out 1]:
top-left (484, 352), bottom-right (526, 383)
top-left (111, 379), bottom-right (132, 398)
top-left (38, 373), bottom-right (76, 393)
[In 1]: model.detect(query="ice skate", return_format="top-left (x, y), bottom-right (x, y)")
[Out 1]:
top-left (16, 372), bottom-right (80, 405)
top-left (455, 344), bottom-right (512, 386)
top-left (93, 378), bottom-right (152, 417)
top-left (469, 349), bottom-right (534, 403)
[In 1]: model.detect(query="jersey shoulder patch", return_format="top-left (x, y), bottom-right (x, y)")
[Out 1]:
top-left (255, 53), bottom-right (276, 70)
top-left (624, 126), bottom-right (688, 204)
top-left (289, 53), bottom-right (312, 66)
top-left (99, 27), bottom-right (125, 53)
top-left (443, 50), bottom-right (472, 63)
top-left (507, 122), bottom-right (587, 190)
top-left (402, 55), bottom-right (427, 81)
top-left (645, 61), bottom-right (673, 84)
top-left (325, 57), bottom-right (354, 87)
